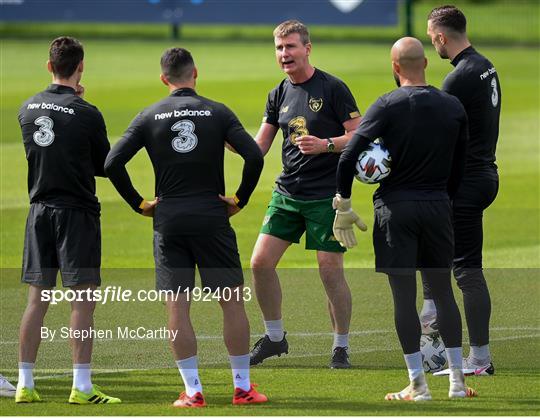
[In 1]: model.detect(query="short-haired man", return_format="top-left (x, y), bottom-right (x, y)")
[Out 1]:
top-left (334, 37), bottom-right (476, 400)
top-left (16, 37), bottom-right (119, 404)
top-left (105, 47), bottom-right (267, 407)
top-left (423, 5), bottom-right (501, 376)
top-left (249, 20), bottom-right (362, 369)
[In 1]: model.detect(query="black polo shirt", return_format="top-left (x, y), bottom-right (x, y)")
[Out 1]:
top-left (264, 68), bottom-right (360, 200)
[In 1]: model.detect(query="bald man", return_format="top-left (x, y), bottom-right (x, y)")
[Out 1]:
top-left (333, 37), bottom-right (477, 401)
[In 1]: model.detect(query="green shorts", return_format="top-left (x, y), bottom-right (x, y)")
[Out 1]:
top-left (260, 191), bottom-right (346, 253)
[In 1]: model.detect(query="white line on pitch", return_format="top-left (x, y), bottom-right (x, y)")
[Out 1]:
top-left (33, 368), bottom-right (139, 381)
top-left (1, 326), bottom-right (539, 345)
top-left (3, 333), bottom-right (539, 381)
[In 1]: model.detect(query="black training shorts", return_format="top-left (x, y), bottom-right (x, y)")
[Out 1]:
top-left (22, 202), bottom-right (101, 287)
top-left (373, 200), bottom-right (454, 275)
top-left (153, 226), bottom-right (243, 292)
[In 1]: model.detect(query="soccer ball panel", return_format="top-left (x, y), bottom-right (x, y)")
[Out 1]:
top-left (420, 334), bottom-right (448, 373)
top-left (355, 140), bottom-right (391, 184)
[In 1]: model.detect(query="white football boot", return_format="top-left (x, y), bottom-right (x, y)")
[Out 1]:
top-left (434, 356), bottom-right (495, 377)
top-left (448, 368), bottom-right (478, 399)
top-left (385, 375), bottom-right (432, 401)
top-left (0, 374), bottom-right (16, 397)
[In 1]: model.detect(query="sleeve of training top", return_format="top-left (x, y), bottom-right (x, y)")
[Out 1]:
top-left (442, 70), bottom-right (472, 107)
top-left (330, 78), bottom-right (361, 123)
top-left (104, 112), bottom-right (146, 213)
top-left (90, 110), bottom-right (111, 178)
top-left (337, 97), bottom-right (387, 198)
top-left (262, 88), bottom-right (279, 126)
top-left (447, 108), bottom-right (469, 199)
top-left (222, 105), bottom-right (264, 208)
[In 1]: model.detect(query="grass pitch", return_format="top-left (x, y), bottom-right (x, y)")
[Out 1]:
top-left (0, 39), bottom-right (539, 415)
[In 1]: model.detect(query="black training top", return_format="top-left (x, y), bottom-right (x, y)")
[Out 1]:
top-left (18, 84), bottom-right (110, 215)
top-left (337, 85), bottom-right (468, 206)
top-left (104, 88), bottom-right (263, 235)
top-left (264, 68), bottom-right (360, 200)
top-left (443, 46), bottom-right (501, 171)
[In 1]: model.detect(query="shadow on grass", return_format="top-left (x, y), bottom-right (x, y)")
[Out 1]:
top-left (2, 393), bottom-right (539, 416)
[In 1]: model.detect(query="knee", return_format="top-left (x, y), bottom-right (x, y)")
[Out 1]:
top-left (220, 287), bottom-right (244, 305)
top-left (250, 253), bottom-right (276, 272)
top-left (25, 298), bottom-right (51, 317)
top-left (318, 259), bottom-right (346, 289)
top-left (219, 296), bottom-right (246, 316)
top-left (454, 269), bottom-right (487, 292)
top-left (26, 285), bottom-right (51, 309)
top-left (166, 297), bottom-right (189, 312)
top-left (317, 253), bottom-right (343, 272)
top-left (319, 262), bottom-right (346, 288)
top-left (25, 300), bottom-right (49, 317)
top-left (71, 300), bottom-right (96, 315)
top-left (319, 269), bottom-right (345, 287)
top-left (318, 259), bottom-right (341, 272)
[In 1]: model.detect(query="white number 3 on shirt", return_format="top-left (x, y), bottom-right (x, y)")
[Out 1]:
top-left (33, 116), bottom-right (55, 147)
top-left (171, 119), bottom-right (198, 153)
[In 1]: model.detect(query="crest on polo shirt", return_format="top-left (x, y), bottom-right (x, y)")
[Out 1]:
top-left (309, 97), bottom-right (323, 112)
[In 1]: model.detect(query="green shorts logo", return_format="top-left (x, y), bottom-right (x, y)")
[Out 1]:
top-left (262, 215), bottom-right (271, 226)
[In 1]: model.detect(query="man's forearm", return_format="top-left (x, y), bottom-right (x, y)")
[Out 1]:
top-left (330, 130), bottom-right (355, 153)
top-left (235, 156), bottom-right (264, 208)
top-left (254, 123), bottom-right (278, 157)
top-left (336, 133), bottom-right (372, 198)
top-left (104, 159), bottom-right (144, 213)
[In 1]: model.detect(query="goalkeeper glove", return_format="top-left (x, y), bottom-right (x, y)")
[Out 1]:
top-left (332, 194), bottom-right (367, 249)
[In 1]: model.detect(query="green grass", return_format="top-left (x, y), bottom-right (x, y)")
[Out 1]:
top-left (2, 370), bottom-right (540, 415)
top-left (0, 1), bottom-right (538, 45)
top-left (1, 40), bottom-right (538, 268)
top-left (0, 37), bottom-right (539, 415)
top-left (0, 270), bottom-right (539, 415)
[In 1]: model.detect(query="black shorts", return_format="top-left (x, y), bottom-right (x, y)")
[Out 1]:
top-left (22, 203), bottom-right (101, 287)
top-left (153, 226), bottom-right (243, 292)
top-left (373, 200), bottom-right (453, 275)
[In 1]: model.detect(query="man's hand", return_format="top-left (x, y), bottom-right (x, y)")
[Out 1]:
top-left (141, 198), bottom-right (158, 217)
top-left (296, 135), bottom-right (327, 155)
top-left (332, 194), bottom-right (367, 248)
top-left (75, 83), bottom-right (85, 99)
top-left (219, 194), bottom-right (241, 217)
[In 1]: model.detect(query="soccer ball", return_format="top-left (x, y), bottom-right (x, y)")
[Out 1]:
top-left (355, 139), bottom-right (391, 184)
top-left (420, 334), bottom-right (447, 373)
